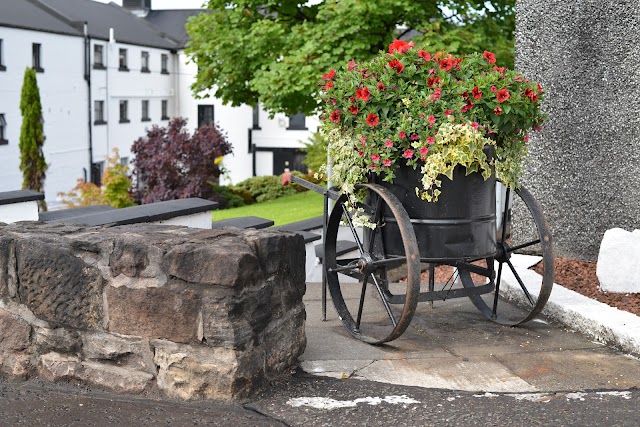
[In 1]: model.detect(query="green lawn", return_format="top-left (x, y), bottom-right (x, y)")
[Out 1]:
top-left (212, 191), bottom-right (324, 226)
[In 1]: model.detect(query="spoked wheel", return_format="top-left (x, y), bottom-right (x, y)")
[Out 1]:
top-left (462, 183), bottom-right (555, 325)
top-left (325, 183), bottom-right (421, 344)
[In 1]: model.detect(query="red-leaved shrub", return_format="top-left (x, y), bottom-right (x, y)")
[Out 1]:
top-left (131, 117), bottom-right (232, 204)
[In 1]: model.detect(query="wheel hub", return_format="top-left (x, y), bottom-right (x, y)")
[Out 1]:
top-left (495, 241), bottom-right (511, 263)
top-left (357, 253), bottom-right (375, 274)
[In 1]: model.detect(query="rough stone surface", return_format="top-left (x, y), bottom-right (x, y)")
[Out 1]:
top-left (82, 332), bottom-right (156, 374)
top-left (15, 239), bottom-right (104, 329)
top-left (0, 308), bottom-right (32, 351)
top-left (105, 286), bottom-right (200, 344)
top-left (596, 228), bottom-right (640, 293)
top-left (38, 352), bottom-right (153, 394)
top-left (515, 0), bottom-right (640, 260)
top-left (0, 222), bottom-right (306, 400)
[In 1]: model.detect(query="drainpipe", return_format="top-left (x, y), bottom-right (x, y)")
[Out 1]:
top-left (83, 22), bottom-right (94, 183)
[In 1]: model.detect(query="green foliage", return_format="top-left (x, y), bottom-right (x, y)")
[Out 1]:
top-left (101, 149), bottom-right (135, 208)
top-left (58, 149), bottom-right (135, 208)
top-left (301, 132), bottom-right (329, 176)
top-left (19, 67), bottom-right (48, 211)
top-left (320, 41), bottom-right (546, 201)
top-left (210, 184), bottom-right (250, 209)
top-left (186, 0), bottom-right (515, 117)
top-left (231, 175), bottom-right (298, 203)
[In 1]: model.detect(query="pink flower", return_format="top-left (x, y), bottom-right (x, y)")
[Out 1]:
top-left (444, 109), bottom-right (452, 116)
top-left (471, 122), bottom-right (479, 131)
top-left (371, 153), bottom-right (380, 162)
top-left (426, 136), bottom-right (435, 144)
top-left (358, 151), bottom-right (364, 157)
top-left (524, 135), bottom-right (530, 142)
top-left (360, 136), bottom-right (366, 143)
top-left (348, 59), bottom-right (356, 71)
top-left (430, 88), bottom-right (442, 101)
top-left (385, 139), bottom-right (393, 148)
top-left (419, 146), bottom-right (428, 155)
top-left (370, 164), bottom-right (377, 170)
top-left (403, 149), bottom-right (414, 159)
top-left (427, 115), bottom-right (436, 125)
top-left (494, 106), bottom-right (502, 115)
top-left (410, 133), bottom-right (419, 141)
top-left (491, 85), bottom-right (497, 93)
top-left (399, 131), bottom-right (407, 139)
top-left (382, 158), bottom-right (392, 167)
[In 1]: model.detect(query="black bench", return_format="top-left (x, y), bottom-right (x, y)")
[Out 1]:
top-left (0, 190), bottom-right (44, 206)
top-left (211, 216), bottom-right (274, 230)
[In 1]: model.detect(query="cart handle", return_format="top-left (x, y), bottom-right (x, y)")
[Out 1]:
top-left (288, 174), bottom-right (342, 201)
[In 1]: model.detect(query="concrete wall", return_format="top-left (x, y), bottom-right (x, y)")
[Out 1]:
top-left (515, 0), bottom-right (640, 260)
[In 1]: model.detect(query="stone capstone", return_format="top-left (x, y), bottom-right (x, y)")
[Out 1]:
top-left (596, 228), bottom-right (640, 293)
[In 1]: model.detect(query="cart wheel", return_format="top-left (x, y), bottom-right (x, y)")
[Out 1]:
top-left (325, 183), bottom-right (421, 344)
top-left (462, 183), bottom-right (555, 325)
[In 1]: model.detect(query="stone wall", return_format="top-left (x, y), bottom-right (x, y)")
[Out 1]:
top-left (515, 0), bottom-right (640, 260)
top-left (0, 222), bottom-right (306, 400)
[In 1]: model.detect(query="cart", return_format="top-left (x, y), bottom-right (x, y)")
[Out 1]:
top-left (289, 163), bottom-right (554, 345)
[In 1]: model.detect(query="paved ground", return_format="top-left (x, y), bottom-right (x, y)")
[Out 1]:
top-left (0, 282), bottom-right (638, 426)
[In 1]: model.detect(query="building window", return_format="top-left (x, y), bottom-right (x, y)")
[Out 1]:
top-left (287, 113), bottom-right (307, 130)
top-left (0, 114), bottom-right (7, 145)
top-left (197, 105), bottom-right (214, 127)
top-left (141, 100), bottom-right (150, 121)
top-left (161, 54), bottom-right (169, 74)
top-left (120, 157), bottom-right (129, 167)
top-left (119, 48), bottom-right (128, 71)
top-left (91, 161), bottom-right (104, 185)
top-left (32, 43), bottom-right (44, 72)
top-left (141, 51), bottom-right (150, 73)
top-left (119, 100), bottom-right (129, 123)
top-left (252, 104), bottom-right (261, 129)
top-left (94, 100), bottom-right (106, 125)
top-left (0, 39), bottom-right (6, 71)
top-left (93, 44), bottom-right (104, 69)
top-left (161, 100), bottom-right (169, 120)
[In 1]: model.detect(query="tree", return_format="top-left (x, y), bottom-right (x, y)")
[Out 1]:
top-left (186, 0), bottom-right (514, 117)
top-left (131, 118), bottom-right (232, 204)
top-left (19, 67), bottom-right (48, 211)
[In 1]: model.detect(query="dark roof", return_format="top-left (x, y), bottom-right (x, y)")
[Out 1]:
top-left (144, 9), bottom-right (204, 48)
top-left (0, 0), bottom-right (81, 37)
top-left (39, 0), bottom-right (179, 49)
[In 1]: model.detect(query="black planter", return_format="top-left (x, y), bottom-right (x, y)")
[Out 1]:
top-left (372, 147), bottom-right (497, 261)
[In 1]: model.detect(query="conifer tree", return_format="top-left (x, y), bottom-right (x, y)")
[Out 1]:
top-left (19, 67), bottom-right (48, 211)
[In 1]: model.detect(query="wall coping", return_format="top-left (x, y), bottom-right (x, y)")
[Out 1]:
top-left (0, 190), bottom-right (45, 206)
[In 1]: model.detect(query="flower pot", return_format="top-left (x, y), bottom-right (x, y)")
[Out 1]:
top-left (372, 147), bottom-right (497, 261)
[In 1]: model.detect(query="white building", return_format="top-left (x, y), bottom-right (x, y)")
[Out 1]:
top-left (0, 0), bottom-right (318, 208)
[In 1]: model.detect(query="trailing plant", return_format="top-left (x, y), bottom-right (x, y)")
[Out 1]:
top-left (319, 40), bottom-right (546, 202)
top-left (19, 67), bottom-right (48, 211)
top-left (131, 117), bottom-right (232, 204)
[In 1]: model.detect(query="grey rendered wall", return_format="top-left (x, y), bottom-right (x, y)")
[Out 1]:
top-left (515, 0), bottom-right (640, 260)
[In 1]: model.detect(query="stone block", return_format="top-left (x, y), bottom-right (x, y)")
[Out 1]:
top-left (33, 327), bottom-right (81, 354)
top-left (105, 286), bottom-right (199, 343)
top-left (153, 340), bottom-right (243, 400)
top-left (15, 240), bottom-right (104, 329)
top-left (596, 228), bottom-right (640, 293)
top-left (38, 352), bottom-right (153, 394)
top-left (0, 236), bottom-right (12, 297)
top-left (263, 305), bottom-right (306, 376)
top-left (0, 352), bottom-right (33, 378)
top-left (82, 332), bottom-right (155, 373)
top-left (0, 308), bottom-right (32, 351)
top-left (163, 238), bottom-right (261, 287)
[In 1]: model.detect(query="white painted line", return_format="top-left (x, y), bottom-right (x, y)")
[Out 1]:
top-left (287, 395), bottom-right (420, 410)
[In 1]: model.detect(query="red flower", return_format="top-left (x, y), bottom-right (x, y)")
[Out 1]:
top-left (483, 51), bottom-right (496, 64)
top-left (496, 88), bottom-right (511, 103)
top-left (418, 50), bottom-right (431, 61)
top-left (348, 59), bottom-right (356, 71)
top-left (471, 122), bottom-right (479, 130)
top-left (366, 113), bottom-right (379, 126)
top-left (377, 82), bottom-right (385, 90)
top-left (403, 149), bottom-right (414, 159)
top-left (491, 85), bottom-right (497, 93)
top-left (462, 91), bottom-right (469, 99)
top-left (410, 133), bottom-right (419, 141)
top-left (358, 151), bottom-right (364, 157)
top-left (355, 87), bottom-right (370, 102)
top-left (322, 69), bottom-right (336, 80)
top-left (537, 83), bottom-right (543, 93)
top-left (399, 131), bottom-right (407, 139)
top-left (426, 76), bottom-right (440, 88)
top-left (323, 81), bottom-right (333, 91)
top-left (439, 58), bottom-right (454, 71)
top-left (461, 100), bottom-right (474, 113)
top-left (444, 109), bottom-right (452, 116)
top-left (388, 59), bottom-right (404, 74)
top-left (382, 159), bottom-right (391, 167)
top-left (530, 93), bottom-right (539, 102)
top-left (513, 76), bottom-right (523, 82)
top-left (388, 39), bottom-right (414, 54)
top-left (494, 106), bottom-right (502, 115)
top-left (349, 105), bottom-right (359, 114)
top-left (329, 110), bottom-right (341, 123)
top-left (493, 66), bottom-right (505, 74)
top-left (471, 86), bottom-right (482, 99)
